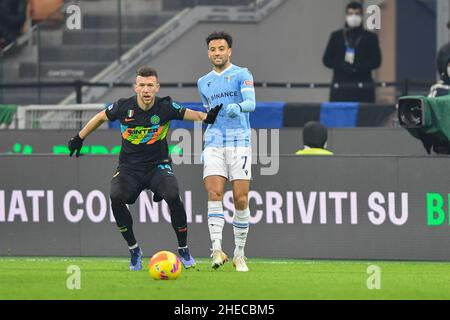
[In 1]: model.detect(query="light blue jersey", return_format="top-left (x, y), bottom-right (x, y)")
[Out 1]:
top-left (197, 64), bottom-right (256, 148)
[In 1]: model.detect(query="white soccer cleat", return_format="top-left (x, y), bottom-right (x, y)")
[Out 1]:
top-left (232, 256), bottom-right (249, 272)
top-left (211, 250), bottom-right (228, 269)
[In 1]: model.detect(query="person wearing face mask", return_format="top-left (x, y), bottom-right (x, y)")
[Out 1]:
top-left (323, 1), bottom-right (382, 103)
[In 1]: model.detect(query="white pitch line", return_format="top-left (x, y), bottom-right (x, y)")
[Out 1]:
top-left (0, 258), bottom-right (312, 265)
top-left (2, 258), bottom-right (447, 266)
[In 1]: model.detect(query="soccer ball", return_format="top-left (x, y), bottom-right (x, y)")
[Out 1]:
top-left (149, 251), bottom-right (181, 280)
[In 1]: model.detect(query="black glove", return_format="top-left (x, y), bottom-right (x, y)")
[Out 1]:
top-left (68, 134), bottom-right (84, 157)
top-left (153, 193), bottom-right (163, 203)
top-left (204, 104), bottom-right (223, 124)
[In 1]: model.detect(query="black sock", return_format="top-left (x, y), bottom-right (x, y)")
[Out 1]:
top-left (156, 176), bottom-right (188, 248)
top-left (173, 224), bottom-right (188, 248)
top-left (112, 200), bottom-right (137, 247)
top-left (167, 197), bottom-right (188, 248)
top-left (118, 224), bottom-right (137, 248)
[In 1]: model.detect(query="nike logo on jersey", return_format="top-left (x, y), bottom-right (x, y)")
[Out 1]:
top-left (124, 118), bottom-right (134, 122)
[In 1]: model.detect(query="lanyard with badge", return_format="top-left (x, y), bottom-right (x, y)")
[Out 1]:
top-left (343, 29), bottom-right (361, 65)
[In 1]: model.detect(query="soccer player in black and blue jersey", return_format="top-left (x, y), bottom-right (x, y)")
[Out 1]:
top-left (68, 66), bottom-right (221, 271)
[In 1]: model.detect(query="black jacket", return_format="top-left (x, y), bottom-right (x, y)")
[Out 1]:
top-left (0, 0), bottom-right (28, 45)
top-left (437, 42), bottom-right (450, 84)
top-left (323, 26), bottom-right (382, 103)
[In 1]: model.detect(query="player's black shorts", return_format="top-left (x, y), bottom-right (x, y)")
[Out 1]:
top-left (110, 161), bottom-right (179, 205)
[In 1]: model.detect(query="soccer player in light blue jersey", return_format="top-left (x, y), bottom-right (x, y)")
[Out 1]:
top-left (197, 32), bottom-right (256, 272)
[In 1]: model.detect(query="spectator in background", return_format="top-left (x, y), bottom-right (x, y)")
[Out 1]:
top-left (437, 21), bottom-right (450, 85)
top-left (323, 1), bottom-right (382, 103)
top-left (295, 121), bottom-right (333, 155)
top-left (429, 55), bottom-right (450, 97)
top-left (426, 21), bottom-right (450, 97)
top-left (0, 0), bottom-right (28, 49)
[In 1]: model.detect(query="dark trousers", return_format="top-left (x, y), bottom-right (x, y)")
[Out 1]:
top-left (109, 163), bottom-right (188, 248)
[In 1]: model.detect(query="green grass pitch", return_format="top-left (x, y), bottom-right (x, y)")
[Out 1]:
top-left (1, 257), bottom-right (450, 300)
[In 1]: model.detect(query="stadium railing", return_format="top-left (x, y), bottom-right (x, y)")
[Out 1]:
top-left (0, 79), bottom-right (436, 104)
top-left (15, 104), bottom-right (105, 129)
top-left (57, 0), bottom-right (285, 105)
top-left (0, 78), bottom-right (432, 130)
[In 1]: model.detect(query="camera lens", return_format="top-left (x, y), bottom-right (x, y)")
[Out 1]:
top-left (398, 99), bottom-right (423, 127)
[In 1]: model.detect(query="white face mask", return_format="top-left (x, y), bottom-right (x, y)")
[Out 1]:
top-left (346, 14), bottom-right (362, 28)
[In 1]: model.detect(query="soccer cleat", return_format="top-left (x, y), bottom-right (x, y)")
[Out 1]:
top-left (232, 256), bottom-right (249, 272)
top-left (129, 247), bottom-right (143, 271)
top-left (178, 247), bottom-right (196, 269)
top-left (211, 250), bottom-right (228, 269)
